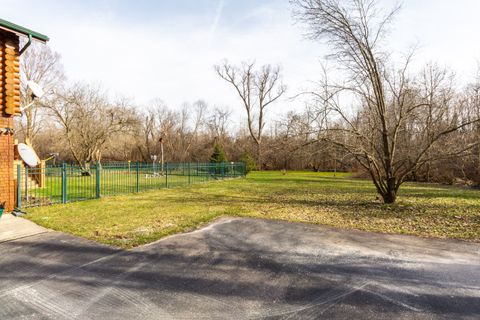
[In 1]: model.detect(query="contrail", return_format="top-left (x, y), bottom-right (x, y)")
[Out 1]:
top-left (209, 0), bottom-right (225, 39)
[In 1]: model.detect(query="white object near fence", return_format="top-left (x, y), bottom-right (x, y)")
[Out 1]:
top-left (17, 143), bottom-right (40, 167)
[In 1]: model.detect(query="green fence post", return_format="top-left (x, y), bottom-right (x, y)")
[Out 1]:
top-left (61, 163), bottom-right (67, 203)
top-left (188, 162), bottom-right (191, 184)
top-left (136, 162), bottom-right (140, 192)
top-left (16, 164), bottom-right (21, 209)
top-left (95, 163), bottom-right (101, 199)
top-left (221, 162), bottom-right (225, 179)
top-left (165, 162), bottom-right (169, 188)
top-left (25, 166), bottom-right (29, 205)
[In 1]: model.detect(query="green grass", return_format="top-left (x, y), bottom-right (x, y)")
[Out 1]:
top-left (22, 166), bottom-right (238, 206)
top-left (25, 171), bottom-right (480, 248)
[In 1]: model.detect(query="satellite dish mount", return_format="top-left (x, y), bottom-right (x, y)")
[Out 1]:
top-left (20, 80), bottom-right (45, 114)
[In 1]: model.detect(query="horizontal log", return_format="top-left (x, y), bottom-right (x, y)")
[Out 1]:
top-left (5, 71), bottom-right (20, 78)
top-left (5, 59), bottom-right (20, 67)
top-left (5, 98), bottom-right (20, 106)
top-left (5, 77), bottom-right (20, 85)
top-left (5, 83), bottom-right (21, 91)
top-left (5, 95), bottom-right (21, 102)
top-left (5, 42), bottom-right (18, 50)
top-left (5, 47), bottom-right (17, 55)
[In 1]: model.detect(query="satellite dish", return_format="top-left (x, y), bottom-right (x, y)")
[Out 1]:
top-left (18, 143), bottom-right (40, 167)
top-left (27, 80), bottom-right (45, 99)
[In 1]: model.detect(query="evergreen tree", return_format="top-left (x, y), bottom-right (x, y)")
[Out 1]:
top-left (241, 152), bottom-right (257, 174)
top-left (210, 143), bottom-right (228, 163)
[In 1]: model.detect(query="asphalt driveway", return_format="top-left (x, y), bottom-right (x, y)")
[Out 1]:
top-left (0, 217), bottom-right (479, 319)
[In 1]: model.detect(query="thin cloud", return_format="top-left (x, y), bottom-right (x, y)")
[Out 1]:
top-left (209, 0), bottom-right (225, 40)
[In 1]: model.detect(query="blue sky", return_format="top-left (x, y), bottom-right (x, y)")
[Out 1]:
top-left (2, 0), bottom-right (480, 125)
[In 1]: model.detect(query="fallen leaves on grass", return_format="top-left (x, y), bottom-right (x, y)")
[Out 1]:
top-left (26, 171), bottom-right (480, 248)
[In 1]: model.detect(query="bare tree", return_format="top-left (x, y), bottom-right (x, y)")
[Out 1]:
top-left (171, 101), bottom-right (207, 162)
top-left (215, 61), bottom-right (286, 168)
top-left (207, 106), bottom-right (232, 141)
top-left (467, 72), bottom-right (480, 183)
top-left (46, 83), bottom-right (136, 173)
top-left (292, 0), bottom-right (480, 203)
top-left (135, 99), bottom-right (170, 162)
top-left (18, 42), bottom-right (65, 144)
top-left (134, 99), bottom-right (209, 164)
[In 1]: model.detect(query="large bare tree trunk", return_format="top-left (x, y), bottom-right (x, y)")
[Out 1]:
top-left (292, 0), bottom-right (480, 203)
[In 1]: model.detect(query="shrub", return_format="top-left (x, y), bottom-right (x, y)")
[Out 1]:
top-left (241, 152), bottom-right (257, 174)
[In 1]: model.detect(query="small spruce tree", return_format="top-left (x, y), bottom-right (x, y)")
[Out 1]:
top-left (210, 143), bottom-right (228, 163)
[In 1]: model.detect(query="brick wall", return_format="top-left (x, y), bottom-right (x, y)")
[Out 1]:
top-left (0, 31), bottom-right (20, 211)
top-left (0, 118), bottom-right (15, 211)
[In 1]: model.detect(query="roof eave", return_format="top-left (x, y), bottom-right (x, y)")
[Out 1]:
top-left (0, 18), bottom-right (49, 43)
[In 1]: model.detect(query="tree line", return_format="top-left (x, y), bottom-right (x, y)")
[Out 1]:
top-left (15, 0), bottom-right (480, 204)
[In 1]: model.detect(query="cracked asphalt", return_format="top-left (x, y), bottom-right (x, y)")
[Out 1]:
top-left (0, 217), bottom-right (479, 319)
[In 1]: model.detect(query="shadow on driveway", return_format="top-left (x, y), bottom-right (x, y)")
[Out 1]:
top-left (0, 217), bottom-right (479, 319)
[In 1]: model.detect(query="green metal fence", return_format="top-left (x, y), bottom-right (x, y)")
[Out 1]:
top-left (16, 162), bottom-right (246, 208)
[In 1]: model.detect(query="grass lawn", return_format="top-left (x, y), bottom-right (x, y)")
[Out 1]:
top-left (25, 171), bottom-right (480, 248)
top-left (22, 164), bottom-right (234, 206)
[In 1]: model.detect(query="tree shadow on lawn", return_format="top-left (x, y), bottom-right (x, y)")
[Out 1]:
top-left (181, 188), bottom-right (473, 219)
top-left (399, 189), bottom-right (480, 201)
top-left (249, 174), bottom-right (480, 201)
top-left (248, 176), bottom-right (372, 186)
top-left (1, 229), bottom-right (479, 318)
top-left (196, 180), bottom-right (378, 198)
